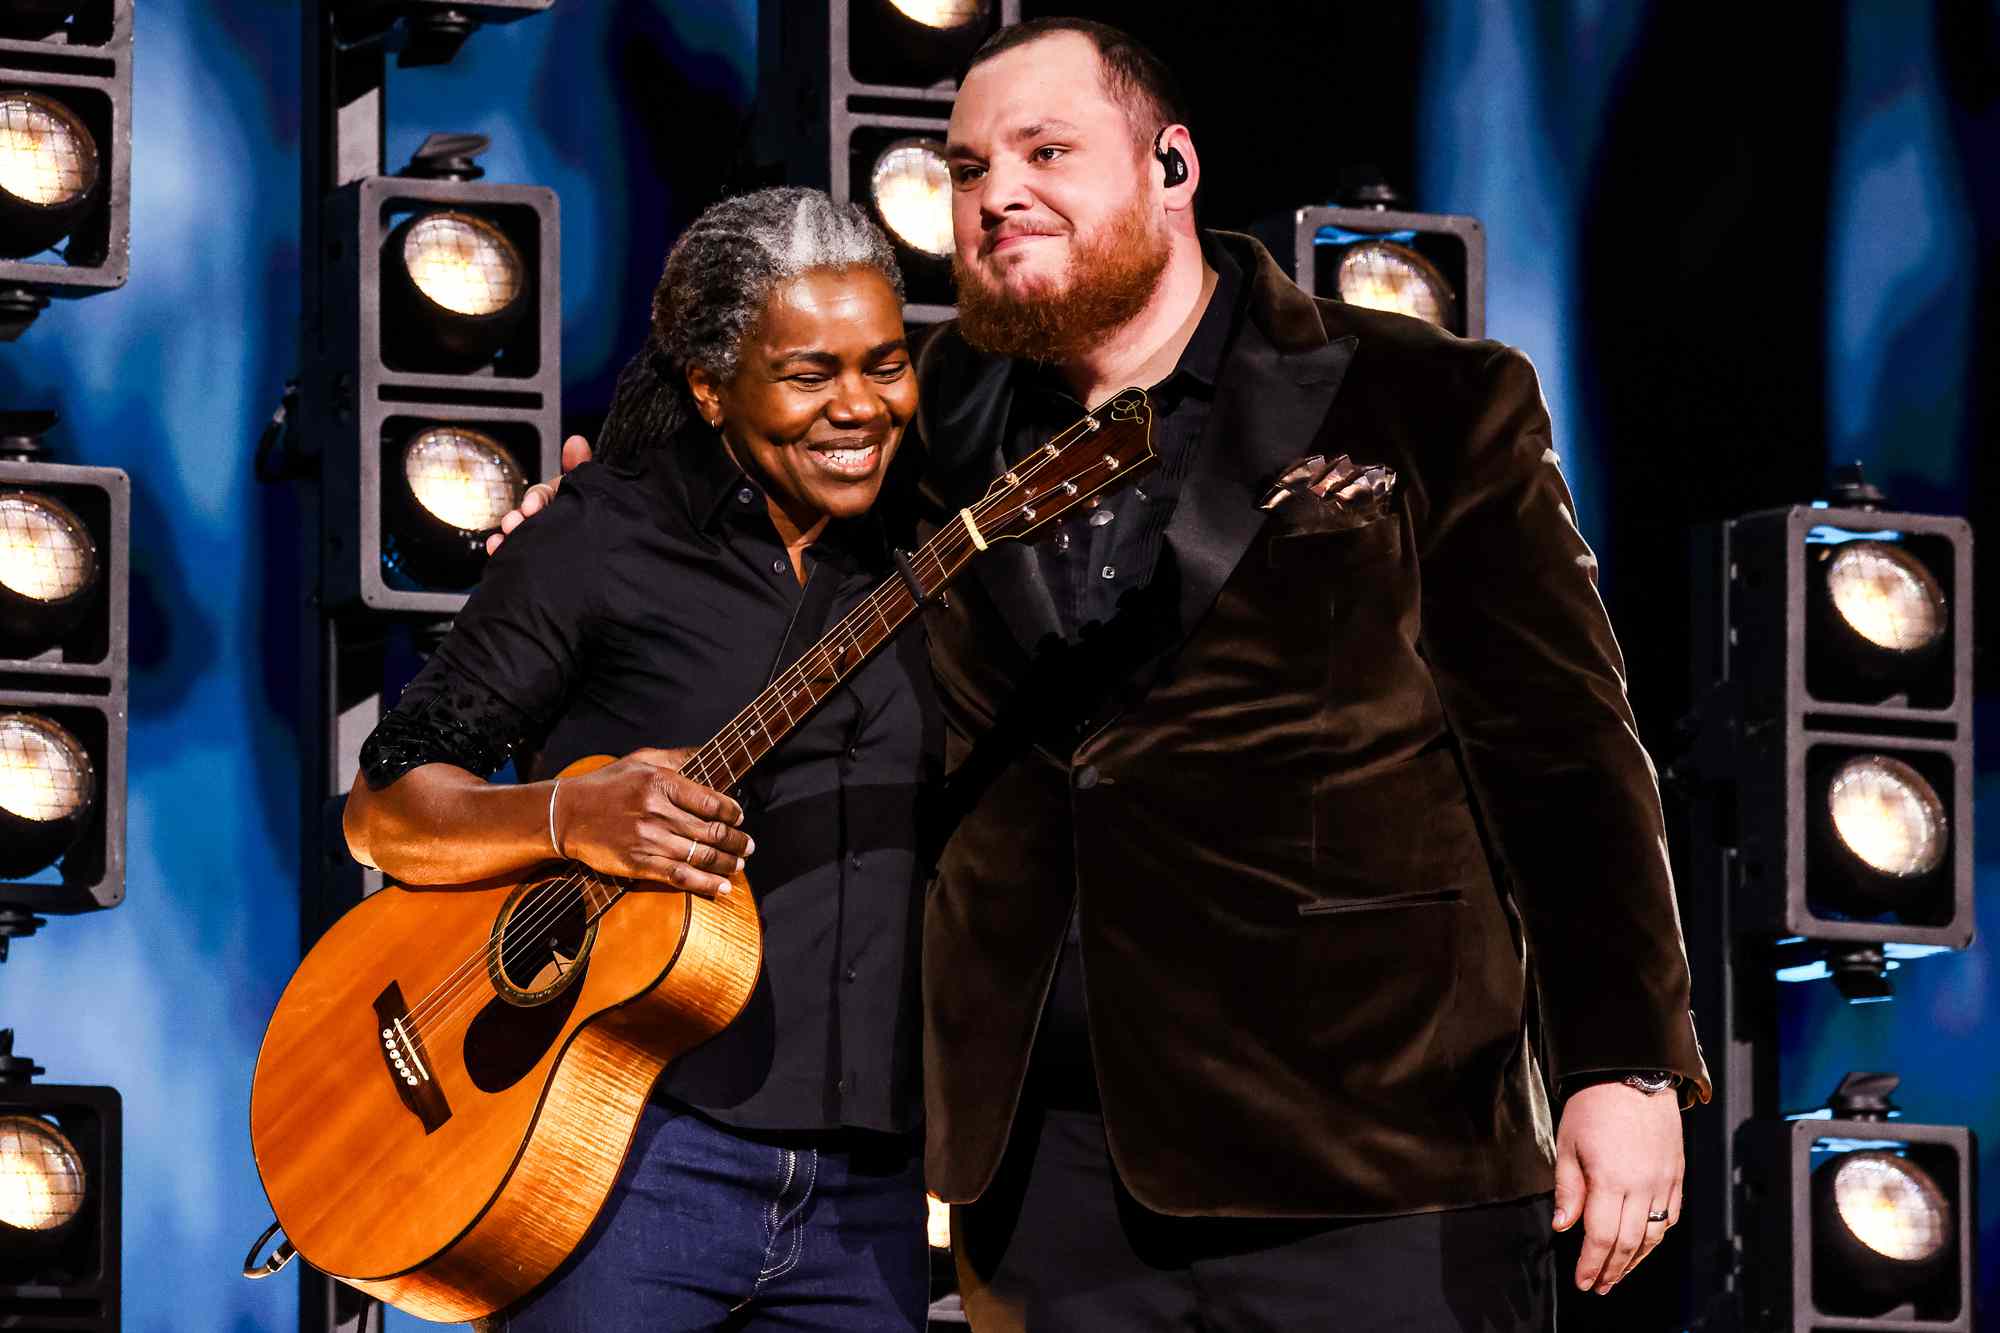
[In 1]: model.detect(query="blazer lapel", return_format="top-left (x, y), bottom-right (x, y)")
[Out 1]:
top-left (1160, 270), bottom-right (1357, 651)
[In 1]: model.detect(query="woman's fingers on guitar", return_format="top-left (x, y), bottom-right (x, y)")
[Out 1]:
top-left (623, 850), bottom-right (731, 898)
top-left (641, 767), bottom-right (748, 835)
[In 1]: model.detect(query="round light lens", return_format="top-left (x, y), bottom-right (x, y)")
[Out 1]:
top-left (1334, 241), bottom-right (1454, 328)
top-left (1833, 1152), bottom-right (1950, 1263)
top-left (0, 491), bottom-right (97, 605)
top-left (404, 427), bottom-right (526, 535)
top-left (0, 90), bottom-right (98, 210)
top-left (1828, 755), bottom-right (1947, 879)
top-left (1826, 542), bottom-right (1946, 654)
top-left (0, 712), bottom-right (93, 824)
top-left (871, 139), bottom-right (953, 259)
top-left (887, 0), bottom-right (988, 28)
top-left (0, 1114), bottom-right (86, 1233)
top-left (401, 212), bottom-right (524, 318)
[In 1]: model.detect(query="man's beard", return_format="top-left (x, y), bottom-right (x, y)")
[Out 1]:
top-left (952, 197), bottom-right (1170, 362)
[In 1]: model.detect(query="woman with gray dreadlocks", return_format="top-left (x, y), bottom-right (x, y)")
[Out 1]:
top-left (343, 187), bottom-right (936, 1330)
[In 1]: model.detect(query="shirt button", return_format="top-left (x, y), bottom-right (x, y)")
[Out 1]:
top-left (1100, 565), bottom-right (1116, 580)
top-left (836, 1078), bottom-right (848, 1093)
top-left (1054, 530), bottom-right (1070, 552)
top-left (770, 557), bottom-right (788, 576)
top-left (1074, 765), bottom-right (1099, 790)
top-left (737, 486), bottom-right (756, 506)
top-left (846, 744), bottom-right (859, 761)
top-left (850, 853), bottom-right (863, 869)
top-left (845, 965), bottom-right (858, 982)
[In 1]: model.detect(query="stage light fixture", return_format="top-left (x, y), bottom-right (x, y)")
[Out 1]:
top-left (0, 488), bottom-right (100, 653)
top-left (0, 711), bottom-right (94, 878)
top-left (870, 138), bottom-right (952, 259)
top-left (1260, 193), bottom-right (1485, 339)
top-left (0, 0), bottom-right (130, 340)
top-left (382, 424), bottom-right (527, 591)
top-left (307, 134), bottom-right (559, 613)
top-left (0, 89), bottom-right (100, 259)
top-left (0, 1111), bottom-right (87, 1233)
top-left (1739, 1074), bottom-right (1972, 1329)
top-left (0, 1033), bottom-right (120, 1330)
top-left (1686, 489), bottom-right (1972, 977)
top-left (1329, 239), bottom-right (1455, 328)
top-left (888, 0), bottom-right (987, 28)
top-left (0, 417), bottom-right (127, 930)
top-left (328, 1), bottom-right (555, 69)
top-left (381, 208), bottom-right (528, 370)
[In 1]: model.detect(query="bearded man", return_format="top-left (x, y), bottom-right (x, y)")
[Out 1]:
top-left (497, 17), bottom-right (1711, 1330)
top-left (913, 18), bottom-right (1709, 1331)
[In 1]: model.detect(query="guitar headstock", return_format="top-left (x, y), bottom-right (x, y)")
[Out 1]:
top-left (965, 388), bottom-right (1157, 548)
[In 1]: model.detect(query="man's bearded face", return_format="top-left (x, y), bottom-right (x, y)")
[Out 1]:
top-left (952, 189), bottom-right (1169, 361)
top-left (945, 31), bottom-right (1172, 361)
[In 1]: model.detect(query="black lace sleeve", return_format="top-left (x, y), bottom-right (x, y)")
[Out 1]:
top-left (357, 668), bottom-right (542, 790)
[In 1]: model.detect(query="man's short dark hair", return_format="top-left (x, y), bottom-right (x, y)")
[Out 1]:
top-left (963, 18), bottom-right (1188, 152)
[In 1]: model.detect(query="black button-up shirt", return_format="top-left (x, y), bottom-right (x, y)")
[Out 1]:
top-left (997, 240), bottom-right (1249, 1110)
top-left (1004, 237), bottom-right (1246, 641)
top-left (359, 425), bottom-right (939, 1135)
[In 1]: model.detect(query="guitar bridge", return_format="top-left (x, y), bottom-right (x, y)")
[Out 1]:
top-left (373, 980), bottom-right (451, 1134)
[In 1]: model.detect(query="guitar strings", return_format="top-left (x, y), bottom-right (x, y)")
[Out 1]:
top-left (391, 411), bottom-right (1118, 1051)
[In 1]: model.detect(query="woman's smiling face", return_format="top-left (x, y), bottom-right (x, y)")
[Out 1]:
top-left (690, 266), bottom-right (916, 532)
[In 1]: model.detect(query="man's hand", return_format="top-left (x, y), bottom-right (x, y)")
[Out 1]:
top-left (486, 433), bottom-right (593, 556)
top-left (553, 745), bottom-right (752, 898)
top-left (1552, 1081), bottom-right (1684, 1294)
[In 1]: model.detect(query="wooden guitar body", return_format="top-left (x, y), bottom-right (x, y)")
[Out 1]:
top-left (249, 759), bottom-right (762, 1322)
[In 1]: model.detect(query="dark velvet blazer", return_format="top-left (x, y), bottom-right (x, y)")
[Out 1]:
top-left (911, 231), bottom-right (1711, 1219)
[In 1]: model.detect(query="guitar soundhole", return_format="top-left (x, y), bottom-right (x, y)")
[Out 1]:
top-left (488, 877), bottom-right (598, 1007)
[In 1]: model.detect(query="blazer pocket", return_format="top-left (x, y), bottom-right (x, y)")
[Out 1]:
top-left (1265, 510), bottom-right (1402, 570)
top-left (1296, 886), bottom-right (1466, 917)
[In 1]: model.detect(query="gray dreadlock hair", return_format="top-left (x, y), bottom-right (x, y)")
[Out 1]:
top-left (596, 187), bottom-right (907, 468)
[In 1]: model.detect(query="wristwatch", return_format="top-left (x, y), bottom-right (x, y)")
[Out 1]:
top-left (1619, 1070), bottom-right (1679, 1096)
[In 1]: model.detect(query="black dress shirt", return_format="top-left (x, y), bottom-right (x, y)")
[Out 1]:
top-left (1004, 236), bottom-right (1246, 641)
top-left (358, 424), bottom-right (939, 1135)
top-left (999, 240), bottom-right (1249, 1111)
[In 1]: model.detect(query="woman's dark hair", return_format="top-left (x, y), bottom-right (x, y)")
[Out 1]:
top-left (596, 187), bottom-right (905, 467)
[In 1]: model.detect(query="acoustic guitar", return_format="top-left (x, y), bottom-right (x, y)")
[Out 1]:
top-left (247, 389), bottom-right (1157, 1322)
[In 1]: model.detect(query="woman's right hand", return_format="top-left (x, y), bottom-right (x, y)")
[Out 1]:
top-left (551, 747), bottom-right (753, 898)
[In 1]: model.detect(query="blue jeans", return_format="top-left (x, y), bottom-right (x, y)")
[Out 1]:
top-left (490, 1101), bottom-right (928, 1332)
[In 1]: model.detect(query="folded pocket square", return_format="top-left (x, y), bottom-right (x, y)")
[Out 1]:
top-left (1258, 453), bottom-right (1398, 528)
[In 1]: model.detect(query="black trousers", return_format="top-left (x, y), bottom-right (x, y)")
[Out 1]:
top-left (954, 1105), bottom-right (1556, 1332)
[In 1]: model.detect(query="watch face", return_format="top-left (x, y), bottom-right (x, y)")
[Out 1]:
top-left (1625, 1071), bottom-right (1677, 1094)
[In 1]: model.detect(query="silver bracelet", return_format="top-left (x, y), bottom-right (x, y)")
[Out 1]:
top-left (547, 777), bottom-right (563, 859)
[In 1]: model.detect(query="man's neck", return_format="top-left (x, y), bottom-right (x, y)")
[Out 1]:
top-left (1058, 235), bottom-right (1216, 409)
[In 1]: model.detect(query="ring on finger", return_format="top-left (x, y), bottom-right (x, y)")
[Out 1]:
top-left (1646, 1208), bottom-right (1670, 1224)
top-left (684, 840), bottom-right (703, 866)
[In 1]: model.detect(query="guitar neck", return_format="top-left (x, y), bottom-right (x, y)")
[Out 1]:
top-left (678, 521), bottom-right (978, 793)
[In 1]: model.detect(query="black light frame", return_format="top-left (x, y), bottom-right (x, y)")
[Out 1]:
top-left (310, 173), bottom-right (560, 614)
top-left (0, 0), bottom-right (131, 336)
top-left (1264, 205), bottom-right (1486, 339)
top-left (0, 1078), bottom-right (121, 1331)
top-left (1714, 506), bottom-right (1974, 951)
top-left (1739, 1116), bottom-right (1974, 1331)
top-left (0, 455), bottom-right (127, 914)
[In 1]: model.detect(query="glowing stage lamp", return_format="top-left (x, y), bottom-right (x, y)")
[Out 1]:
top-left (870, 138), bottom-right (952, 260)
top-left (0, 488), bottom-right (100, 653)
top-left (381, 208), bottom-right (529, 371)
top-left (0, 89), bottom-right (100, 260)
top-left (886, 0), bottom-right (986, 27)
top-left (1807, 537), bottom-right (1952, 704)
top-left (1329, 239), bottom-right (1456, 329)
top-left (0, 1112), bottom-right (87, 1236)
top-left (850, 0), bottom-right (997, 86)
top-left (1813, 1149), bottom-right (1955, 1306)
top-left (0, 711), bottom-right (94, 879)
top-left (382, 425), bottom-right (527, 591)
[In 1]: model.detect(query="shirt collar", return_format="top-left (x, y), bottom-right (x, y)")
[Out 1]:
top-left (1012, 229), bottom-right (1248, 404)
top-left (673, 422), bottom-right (890, 568)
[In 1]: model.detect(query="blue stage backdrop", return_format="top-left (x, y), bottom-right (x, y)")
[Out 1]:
top-left (0, 3), bottom-right (1990, 1328)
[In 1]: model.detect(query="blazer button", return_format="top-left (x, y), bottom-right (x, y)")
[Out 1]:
top-left (1073, 764), bottom-right (1099, 790)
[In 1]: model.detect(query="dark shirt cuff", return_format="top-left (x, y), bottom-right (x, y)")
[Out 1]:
top-left (359, 673), bottom-right (537, 789)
